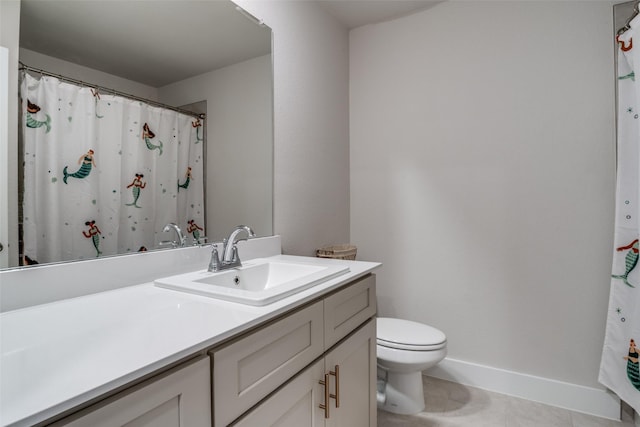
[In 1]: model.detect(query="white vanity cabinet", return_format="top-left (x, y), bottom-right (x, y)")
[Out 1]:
top-left (212, 300), bottom-right (325, 426)
top-left (50, 357), bottom-right (211, 427)
top-left (233, 320), bottom-right (376, 427)
top-left (213, 274), bottom-right (377, 427)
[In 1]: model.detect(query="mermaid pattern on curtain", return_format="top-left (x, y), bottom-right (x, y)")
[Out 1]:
top-left (20, 73), bottom-right (205, 263)
top-left (599, 19), bottom-right (640, 413)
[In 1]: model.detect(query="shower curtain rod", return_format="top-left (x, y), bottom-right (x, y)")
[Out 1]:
top-left (18, 62), bottom-right (205, 120)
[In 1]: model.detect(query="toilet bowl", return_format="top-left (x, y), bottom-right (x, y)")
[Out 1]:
top-left (376, 317), bottom-right (447, 415)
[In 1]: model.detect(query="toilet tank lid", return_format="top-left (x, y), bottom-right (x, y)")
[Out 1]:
top-left (377, 317), bottom-right (446, 346)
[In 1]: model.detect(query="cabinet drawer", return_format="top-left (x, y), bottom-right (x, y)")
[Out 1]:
top-left (212, 301), bottom-right (324, 427)
top-left (324, 274), bottom-right (376, 349)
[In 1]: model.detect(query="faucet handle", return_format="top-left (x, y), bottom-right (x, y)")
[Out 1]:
top-left (208, 245), bottom-right (221, 272)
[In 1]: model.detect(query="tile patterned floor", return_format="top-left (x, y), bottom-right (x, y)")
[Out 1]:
top-left (378, 376), bottom-right (636, 427)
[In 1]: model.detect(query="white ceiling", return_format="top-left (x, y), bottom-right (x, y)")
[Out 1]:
top-left (318, 0), bottom-right (443, 29)
top-left (19, 0), bottom-right (272, 87)
top-left (19, 0), bottom-right (442, 88)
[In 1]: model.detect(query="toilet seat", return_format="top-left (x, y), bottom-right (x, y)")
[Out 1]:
top-left (377, 317), bottom-right (446, 351)
top-left (377, 338), bottom-right (446, 351)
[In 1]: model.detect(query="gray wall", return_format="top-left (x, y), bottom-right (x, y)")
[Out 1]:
top-left (234, 0), bottom-right (351, 256)
top-left (158, 55), bottom-right (274, 241)
top-left (350, 1), bottom-right (616, 389)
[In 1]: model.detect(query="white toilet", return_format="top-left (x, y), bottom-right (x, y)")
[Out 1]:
top-left (376, 317), bottom-right (447, 415)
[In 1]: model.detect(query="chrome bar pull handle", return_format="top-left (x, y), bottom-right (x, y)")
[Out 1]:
top-left (319, 373), bottom-right (330, 418)
top-left (329, 365), bottom-right (340, 408)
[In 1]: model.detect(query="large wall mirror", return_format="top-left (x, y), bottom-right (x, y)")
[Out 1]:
top-left (5, 0), bottom-right (273, 269)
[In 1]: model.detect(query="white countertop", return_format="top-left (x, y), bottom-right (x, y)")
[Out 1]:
top-left (0, 255), bottom-right (380, 427)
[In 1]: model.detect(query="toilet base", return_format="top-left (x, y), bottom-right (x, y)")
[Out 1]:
top-left (377, 371), bottom-right (425, 415)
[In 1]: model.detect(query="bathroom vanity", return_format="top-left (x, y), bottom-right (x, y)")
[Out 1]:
top-left (213, 274), bottom-right (376, 426)
top-left (0, 238), bottom-right (380, 427)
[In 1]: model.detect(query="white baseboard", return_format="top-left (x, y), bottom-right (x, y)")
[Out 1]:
top-left (426, 358), bottom-right (621, 421)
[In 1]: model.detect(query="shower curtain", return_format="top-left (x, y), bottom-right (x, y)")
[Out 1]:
top-left (20, 73), bottom-right (205, 263)
top-left (599, 19), bottom-right (640, 413)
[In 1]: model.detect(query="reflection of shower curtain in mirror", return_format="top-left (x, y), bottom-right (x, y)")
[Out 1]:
top-left (20, 73), bottom-right (205, 263)
top-left (598, 21), bottom-right (640, 413)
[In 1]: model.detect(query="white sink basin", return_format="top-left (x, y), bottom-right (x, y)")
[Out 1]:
top-left (154, 257), bottom-right (350, 305)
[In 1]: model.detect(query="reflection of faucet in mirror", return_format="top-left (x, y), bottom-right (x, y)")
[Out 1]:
top-left (161, 223), bottom-right (186, 249)
top-left (208, 225), bottom-right (256, 272)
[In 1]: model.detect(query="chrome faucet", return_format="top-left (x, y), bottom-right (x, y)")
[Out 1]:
top-left (208, 225), bottom-right (256, 272)
top-left (161, 223), bottom-right (186, 248)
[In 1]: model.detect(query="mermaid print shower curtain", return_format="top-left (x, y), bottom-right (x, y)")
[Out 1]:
top-left (20, 73), bottom-right (205, 263)
top-left (599, 20), bottom-right (640, 413)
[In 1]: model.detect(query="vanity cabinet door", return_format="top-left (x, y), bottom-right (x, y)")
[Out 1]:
top-left (54, 357), bottom-right (211, 427)
top-left (232, 360), bottom-right (326, 427)
top-left (323, 274), bottom-right (376, 350)
top-left (324, 319), bottom-right (376, 427)
top-left (212, 301), bottom-right (324, 427)
top-left (232, 320), bottom-right (376, 427)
